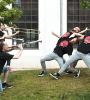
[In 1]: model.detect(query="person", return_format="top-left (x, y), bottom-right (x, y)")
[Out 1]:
top-left (38, 27), bottom-right (87, 77)
top-left (0, 23), bottom-right (21, 88)
top-left (0, 42), bottom-right (23, 89)
top-left (0, 23), bottom-right (20, 42)
top-left (49, 29), bottom-right (90, 80)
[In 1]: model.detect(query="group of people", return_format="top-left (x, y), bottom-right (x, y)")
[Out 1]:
top-left (38, 27), bottom-right (90, 80)
top-left (0, 22), bottom-right (90, 92)
top-left (0, 23), bottom-right (23, 91)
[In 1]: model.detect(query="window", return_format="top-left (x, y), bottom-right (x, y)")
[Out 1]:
top-left (67, 0), bottom-right (90, 30)
top-left (13, 0), bottom-right (38, 49)
top-left (13, 28), bottom-right (39, 49)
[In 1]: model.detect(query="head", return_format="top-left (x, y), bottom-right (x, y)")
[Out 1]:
top-left (72, 27), bottom-right (80, 33)
top-left (0, 23), bottom-right (5, 31)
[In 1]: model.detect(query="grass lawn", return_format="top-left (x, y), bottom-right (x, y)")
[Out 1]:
top-left (0, 68), bottom-right (90, 100)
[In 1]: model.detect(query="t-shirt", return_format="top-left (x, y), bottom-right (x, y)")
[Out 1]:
top-left (77, 30), bottom-right (90, 54)
top-left (0, 51), bottom-right (14, 73)
top-left (0, 31), bottom-right (5, 42)
top-left (0, 31), bottom-right (4, 37)
top-left (53, 32), bottom-right (73, 57)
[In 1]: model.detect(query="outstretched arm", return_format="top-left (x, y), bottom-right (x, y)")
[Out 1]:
top-left (52, 32), bottom-right (61, 38)
top-left (6, 45), bottom-right (18, 52)
top-left (78, 27), bottom-right (88, 34)
top-left (4, 31), bottom-right (20, 39)
top-left (13, 44), bottom-right (23, 59)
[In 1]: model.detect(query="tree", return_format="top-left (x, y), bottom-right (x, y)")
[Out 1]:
top-left (80, 0), bottom-right (90, 9)
top-left (0, 0), bottom-right (22, 24)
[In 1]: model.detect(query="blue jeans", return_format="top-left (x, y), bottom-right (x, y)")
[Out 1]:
top-left (40, 52), bottom-right (64, 71)
top-left (58, 50), bottom-right (90, 74)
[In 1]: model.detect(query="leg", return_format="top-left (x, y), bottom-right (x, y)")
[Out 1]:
top-left (63, 54), bottom-right (78, 72)
top-left (2, 67), bottom-right (9, 83)
top-left (66, 59), bottom-right (79, 74)
top-left (2, 63), bottom-right (13, 89)
top-left (40, 52), bottom-right (56, 72)
top-left (50, 51), bottom-right (81, 79)
top-left (38, 52), bottom-right (57, 76)
top-left (82, 53), bottom-right (90, 68)
top-left (55, 56), bottom-right (64, 68)
top-left (58, 51), bottom-right (81, 74)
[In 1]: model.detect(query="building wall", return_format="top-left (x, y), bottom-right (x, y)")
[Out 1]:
top-left (11, 0), bottom-right (61, 70)
top-left (10, 0), bottom-right (87, 70)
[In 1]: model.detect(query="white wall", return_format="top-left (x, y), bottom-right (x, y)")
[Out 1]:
top-left (11, 0), bottom-right (61, 70)
top-left (10, 0), bottom-right (87, 70)
top-left (60, 0), bottom-right (67, 34)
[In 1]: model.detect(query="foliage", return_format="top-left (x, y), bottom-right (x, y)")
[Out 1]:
top-left (0, 0), bottom-right (22, 24)
top-left (80, 0), bottom-right (90, 9)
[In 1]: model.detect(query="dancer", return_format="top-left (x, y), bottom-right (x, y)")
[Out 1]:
top-left (0, 42), bottom-right (23, 88)
top-left (38, 27), bottom-right (87, 77)
top-left (49, 29), bottom-right (90, 79)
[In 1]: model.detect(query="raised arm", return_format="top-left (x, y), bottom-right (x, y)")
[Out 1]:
top-left (78, 27), bottom-right (88, 34)
top-left (52, 32), bottom-right (61, 38)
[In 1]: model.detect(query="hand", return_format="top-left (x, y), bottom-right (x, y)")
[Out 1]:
top-left (51, 32), bottom-right (55, 35)
top-left (85, 27), bottom-right (88, 31)
top-left (15, 31), bottom-right (20, 35)
top-left (85, 27), bottom-right (90, 31)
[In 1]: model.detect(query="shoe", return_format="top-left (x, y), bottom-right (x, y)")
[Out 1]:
top-left (49, 73), bottom-right (60, 80)
top-left (74, 69), bottom-right (80, 78)
top-left (38, 71), bottom-right (46, 77)
top-left (65, 70), bottom-right (73, 74)
top-left (60, 71), bottom-right (70, 76)
top-left (2, 83), bottom-right (13, 89)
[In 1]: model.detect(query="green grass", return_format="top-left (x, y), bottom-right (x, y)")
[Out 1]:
top-left (0, 68), bottom-right (90, 100)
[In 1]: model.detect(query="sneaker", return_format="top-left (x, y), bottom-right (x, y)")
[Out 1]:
top-left (65, 70), bottom-right (73, 74)
top-left (49, 73), bottom-right (60, 80)
top-left (38, 71), bottom-right (46, 77)
top-left (74, 69), bottom-right (80, 78)
top-left (2, 83), bottom-right (13, 89)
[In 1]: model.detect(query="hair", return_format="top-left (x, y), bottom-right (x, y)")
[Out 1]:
top-left (75, 27), bottom-right (80, 32)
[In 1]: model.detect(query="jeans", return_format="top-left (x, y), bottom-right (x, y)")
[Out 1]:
top-left (40, 52), bottom-right (64, 71)
top-left (58, 50), bottom-right (90, 74)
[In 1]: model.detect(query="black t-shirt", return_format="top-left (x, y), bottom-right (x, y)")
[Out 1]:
top-left (0, 31), bottom-right (5, 42)
top-left (53, 32), bottom-right (73, 57)
top-left (0, 51), bottom-right (14, 73)
top-left (0, 31), bottom-right (4, 37)
top-left (77, 30), bottom-right (90, 54)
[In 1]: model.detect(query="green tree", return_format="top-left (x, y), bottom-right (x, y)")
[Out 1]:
top-left (80, 0), bottom-right (90, 9)
top-left (0, 0), bottom-right (22, 24)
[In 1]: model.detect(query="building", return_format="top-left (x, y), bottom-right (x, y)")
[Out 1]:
top-left (11, 0), bottom-right (90, 70)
